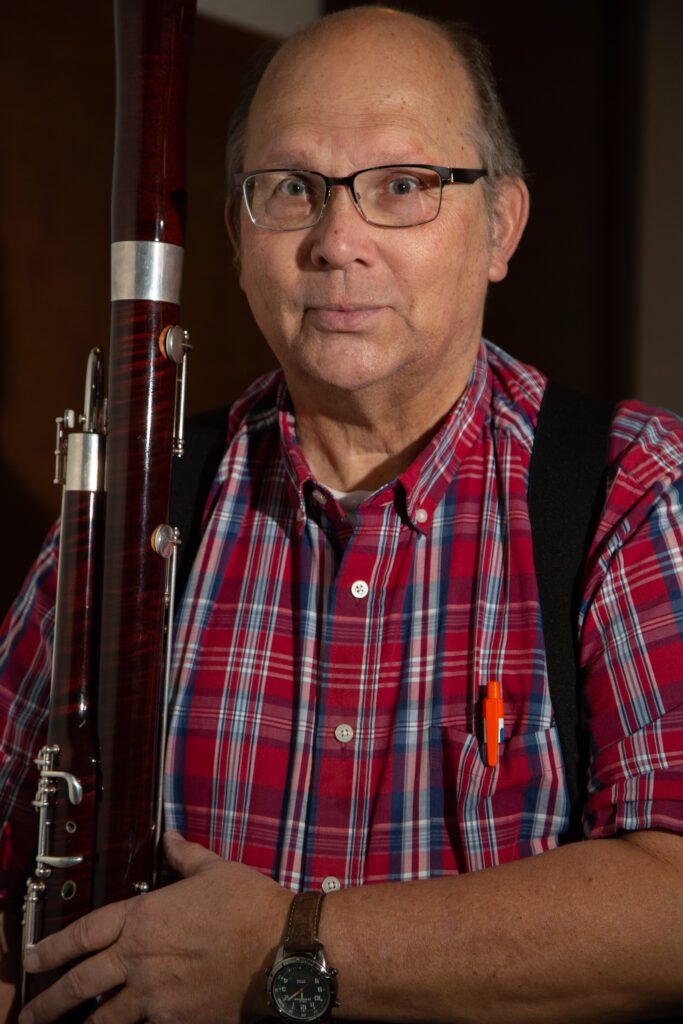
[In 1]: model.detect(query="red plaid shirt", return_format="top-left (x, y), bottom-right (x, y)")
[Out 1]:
top-left (2, 341), bottom-right (683, 907)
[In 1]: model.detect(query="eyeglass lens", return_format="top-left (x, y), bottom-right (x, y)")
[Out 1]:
top-left (243, 167), bottom-right (443, 228)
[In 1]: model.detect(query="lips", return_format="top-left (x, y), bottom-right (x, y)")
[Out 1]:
top-left (306, 305), bottom-right (383, 331)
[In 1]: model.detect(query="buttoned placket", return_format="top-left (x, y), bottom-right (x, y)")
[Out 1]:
top-left (245, 362), bottom-right (488, 889)
top-left (300, 492), bottom-right (413, 889)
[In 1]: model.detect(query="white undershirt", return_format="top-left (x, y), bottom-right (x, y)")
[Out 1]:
top-left (327, 486), bottom-right (372, 526)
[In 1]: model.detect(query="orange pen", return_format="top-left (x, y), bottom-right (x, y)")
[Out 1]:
top-left (483, 680), bottom-right (504, 768)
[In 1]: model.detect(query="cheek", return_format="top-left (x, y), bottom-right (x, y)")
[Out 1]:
top-left (241, 229), bottom-right (301, 291)
top-left (398, 221), bottom-right (489, 325)
top-left (239, 239), bottom-right (302, 345)
top-left (240, 235), bottom-right (281, 300)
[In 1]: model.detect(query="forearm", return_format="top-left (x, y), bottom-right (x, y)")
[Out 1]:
top-left (323, 830), bottom-right (683, 1023)
top-left (0, 910), bottom-right (20, 1024)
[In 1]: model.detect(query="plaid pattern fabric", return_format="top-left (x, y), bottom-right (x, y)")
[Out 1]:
top-left (2, 341), bottom-right (683, 906)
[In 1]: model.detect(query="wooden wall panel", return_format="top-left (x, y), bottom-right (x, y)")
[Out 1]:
top-left (0, 4), bottom-right (276, 618)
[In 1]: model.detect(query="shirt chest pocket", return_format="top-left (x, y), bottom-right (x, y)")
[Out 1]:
top-left (431, 723), bottom-right (569, 872)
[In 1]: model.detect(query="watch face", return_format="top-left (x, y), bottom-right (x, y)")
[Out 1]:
top-left (270, 958), bottom-right (332, 1021)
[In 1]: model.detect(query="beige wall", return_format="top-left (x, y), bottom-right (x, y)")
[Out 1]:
top-left (198, 0), bottom-right (320, 35)
top-left (635, 0), bottom-right (683, 415)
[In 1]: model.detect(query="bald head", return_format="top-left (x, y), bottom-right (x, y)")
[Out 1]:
top-left (227, 5), bottom-right (523, 226)
top-left (246, 7), bottom-right (479, 169)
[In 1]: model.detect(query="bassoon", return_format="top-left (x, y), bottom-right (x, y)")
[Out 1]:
top-left (22, 0), bottom-right (195, 1015)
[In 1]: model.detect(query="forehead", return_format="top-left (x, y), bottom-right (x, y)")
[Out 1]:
top-left (244, 13), bottom-right (478, 167)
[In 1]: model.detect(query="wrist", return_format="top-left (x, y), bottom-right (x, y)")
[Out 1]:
top-left (265, 892), bottom-right (339, 1023)
top-left (243, 886), bottom-right (294, 1022)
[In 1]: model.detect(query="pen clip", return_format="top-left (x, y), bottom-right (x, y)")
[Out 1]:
top-left (482, 680), bottom-right (504, 768)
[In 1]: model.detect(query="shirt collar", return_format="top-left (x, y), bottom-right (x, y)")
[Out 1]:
top-left (276, 342), bottom-right (491, 534)
top-left (397, 342), bottom-right (490, 532)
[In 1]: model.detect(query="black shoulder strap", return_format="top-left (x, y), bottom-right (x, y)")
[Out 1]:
top-left (528, 383), bottom-right (614, 840)
top-left (170, 405), bottom-right (232, 601)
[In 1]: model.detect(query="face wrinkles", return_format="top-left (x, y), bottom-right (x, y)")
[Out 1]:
top-left (237, 11), bottom-right (496, 416)
top-left (248, 44), bottom-right (478, 174)
top-left (251, 126), bottom-right (472, 182)
top-left (249, 108), bottom-right (472, 173)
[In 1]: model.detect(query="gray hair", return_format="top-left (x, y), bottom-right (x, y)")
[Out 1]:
top-left (434, 19), bottom-right (525, 213)
top-left (226, 7), bottom-right (524, 243)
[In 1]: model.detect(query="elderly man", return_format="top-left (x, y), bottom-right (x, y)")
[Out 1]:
top-left (2, 5), bottom-right (683, 1024)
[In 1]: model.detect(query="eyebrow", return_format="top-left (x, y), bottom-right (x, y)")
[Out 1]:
top-left (242, 153), bottom-right (443, 174)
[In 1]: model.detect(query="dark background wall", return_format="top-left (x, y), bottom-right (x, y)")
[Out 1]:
top-left (326, 0), bottom-right (643, 402)
top-left (0, 4), bottom-right (276, 618)
top-left (1, 1), bottom-right (679, 618)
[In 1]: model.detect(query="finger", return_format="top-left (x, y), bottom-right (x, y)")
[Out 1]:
top-left (24, 901), bottom-right (128, 974)
top-left (21, 947), bottom-right (127, 1024)
top-left (163, 830), bottom-right (219, 877)
top-left (87, 984), bottom-right (145, 1024)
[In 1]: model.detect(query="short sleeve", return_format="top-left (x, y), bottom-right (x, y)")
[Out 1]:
top-left (581, 457), bottom-right (683, 839)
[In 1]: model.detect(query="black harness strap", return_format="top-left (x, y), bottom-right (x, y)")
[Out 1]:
top-left (528, 383), bottom-right (614, 839)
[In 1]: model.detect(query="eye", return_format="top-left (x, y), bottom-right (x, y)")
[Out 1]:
top-left (276, 175), bottom-right (311, 199)
top-left (385, 174), bottom-right (422, 197)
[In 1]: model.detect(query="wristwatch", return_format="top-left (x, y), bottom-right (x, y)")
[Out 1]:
top-left (266, 891), bottom-right (339, 1023)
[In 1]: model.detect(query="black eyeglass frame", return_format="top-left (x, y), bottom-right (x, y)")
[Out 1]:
top-left (232, 164), bottom-right (488, 230)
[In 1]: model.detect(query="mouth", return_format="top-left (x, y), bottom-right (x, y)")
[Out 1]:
top-left (306, 304), bottom-right (384, 331)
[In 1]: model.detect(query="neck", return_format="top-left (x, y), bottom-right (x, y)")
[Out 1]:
top-left (290, 372), bottom-right (471, 492)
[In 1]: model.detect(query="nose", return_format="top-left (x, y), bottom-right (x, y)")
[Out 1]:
top-left (308, 184), bottom-right (372, 270)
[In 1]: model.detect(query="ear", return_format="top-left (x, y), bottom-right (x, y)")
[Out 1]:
top-left (487, 178), bottom-right (529, 283)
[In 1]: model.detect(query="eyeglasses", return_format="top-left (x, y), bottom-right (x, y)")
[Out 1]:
top-left (233, 164), bottom-right (487, 231)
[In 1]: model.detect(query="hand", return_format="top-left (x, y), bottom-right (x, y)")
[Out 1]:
top-left (1, 909), bottom-right (21, 1024)
top-left (19, 832), bottom-right (292, 1024)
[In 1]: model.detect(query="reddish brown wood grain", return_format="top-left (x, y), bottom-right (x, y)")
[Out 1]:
top-left (94, 301), bottom-right (177, 904)
top-left (94, 0), bottom-right (194, 904)
top-left (23, 3), bottom-right (195, 1018)
top-left (112, 0), bottom-right (192, 246)
top-left (23, 492), bottom-right (102, 1012)
top-left (46, 491), bottom-right (101, 918)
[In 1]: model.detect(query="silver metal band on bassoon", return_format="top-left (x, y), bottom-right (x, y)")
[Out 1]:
top-left (65, 434), bottom-right (105, 493)
top-left (110, 241), bottom-right (184, 304)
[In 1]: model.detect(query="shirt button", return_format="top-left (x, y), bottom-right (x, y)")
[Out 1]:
top-left (350, 579), bottom-right (369, 599)
top-left (296, 508), bottom-right (306, 522)
top-left (415, 507), bottom-right (429, 524)
top-left (312, 489), bottom-right (327, 505)
top-left (334, 723), bottom-right (354, 743)
top-left (322, 876), bottom-right (342, 893)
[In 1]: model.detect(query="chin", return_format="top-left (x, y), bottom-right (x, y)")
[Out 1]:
top-left (296, 336), bottom-right (401, 391)
top-left (302, 360), bottom-right (398, 397)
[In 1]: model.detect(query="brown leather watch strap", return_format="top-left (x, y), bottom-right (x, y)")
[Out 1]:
top-left (283, 892), bottom-right (325, 955)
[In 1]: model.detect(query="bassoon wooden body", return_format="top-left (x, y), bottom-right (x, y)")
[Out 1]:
top-left (22, 0), bottom-right (195, 1015)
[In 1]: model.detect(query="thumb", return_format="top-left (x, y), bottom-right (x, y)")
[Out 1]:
top-left (163, 830), bottom-right (218, 877)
